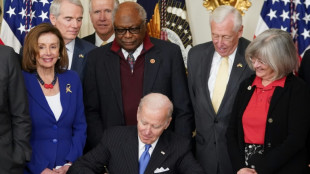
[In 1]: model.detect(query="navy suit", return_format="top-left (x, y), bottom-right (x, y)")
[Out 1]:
top-left (23, 70), bottom-right (87, 174)
top-left (68, 126), bottom-right (205, 174)
top-left (70, 38), bottom-right (96, 81)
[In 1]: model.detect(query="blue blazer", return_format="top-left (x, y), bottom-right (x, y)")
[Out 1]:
top-left (23, 70), bottom-right (87, 174)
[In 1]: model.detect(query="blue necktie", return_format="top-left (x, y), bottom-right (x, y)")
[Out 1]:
top-left (139, 144), bottom-right (151, 174)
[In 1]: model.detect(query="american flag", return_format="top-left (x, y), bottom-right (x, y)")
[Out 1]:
top-left (0, 0), bottom-right (52, 53)
top-left (137, 0), bottom-right (192, 67)
top-left (255, 0), bottom-right (310, 57)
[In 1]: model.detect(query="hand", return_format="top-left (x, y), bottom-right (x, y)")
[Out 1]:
top-left (41, 168), bottom-right (58, 174)
top-left (53, 165), bottom-right (70, 174)
top-left (237, 168), bottom-right (258, 174)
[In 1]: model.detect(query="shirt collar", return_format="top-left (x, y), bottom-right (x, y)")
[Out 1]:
top-left (66, 39), bottom-right (75, 53)
top-left (95, 33), bottom-right (115, 47)
top-left (121, 44), bottom-right (143, 60)
top-left (214, 48), bottom-right (237, 63)
top-left (138, 135), bottom-right (158, 153)
top-left (110, 33), bottom-right (154, 55)
top-left (252, 76), bottom-right (286, 89)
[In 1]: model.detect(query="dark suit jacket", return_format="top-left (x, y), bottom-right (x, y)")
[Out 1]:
top-left (68, 126), bottom-right (205, 174)
top-left (299, 49), bottom-right (310, 167)
top-left (187, 37), bottom-right (253, 174)
top-left (82, 33), bottom-right (96, 45)
top-left (70, 37), bottom-right (96, 81)
top-left (299, 49), bottom-right (310, 86)
top-left (227, 74), bottom-right (310, 174)
top-left (0, 45), bottom-right (32, 173)
top-left (83, 36), bottom-right (194, 151)
top-left (23, 70), bottom-right (87, 173)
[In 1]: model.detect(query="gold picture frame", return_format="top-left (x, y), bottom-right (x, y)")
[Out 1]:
top-left (203, 0), bottom-right (252, 15)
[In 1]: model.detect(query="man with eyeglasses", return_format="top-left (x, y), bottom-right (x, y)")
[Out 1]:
top-left (187, 5), bottom-right (254, 174)
top-left (83, 1), bottom-right (194, 153)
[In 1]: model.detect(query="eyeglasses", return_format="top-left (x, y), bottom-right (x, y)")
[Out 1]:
top-left (249, 57), bottom-right (267, 65)
top-left (114, 26), bottom-right (141, 35)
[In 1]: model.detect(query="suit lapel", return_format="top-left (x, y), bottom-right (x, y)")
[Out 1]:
top-left (143, 47), bottom-right (161, 95)
top-left (200, 45), bottom-right (217, 117)
top-left (57, 73), bottom-right (70, 122)
top-left (71, 38), bottom-right (85, 73)
top-left (105, 50), bottom-right (124, 116)
top-left (267, 76), bottom-right (290, 116)
top-left (24, 72), bottom-right (55, 119)
top-left (122, 128), bottom-right (139, 174)
top-left (144, 132), bottom-right (170, 174)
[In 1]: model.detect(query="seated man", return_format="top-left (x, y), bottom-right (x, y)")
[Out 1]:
top-left (68, 93), bottom-right (204, 174)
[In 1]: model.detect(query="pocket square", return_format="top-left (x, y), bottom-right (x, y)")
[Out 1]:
top-left (154, 167), bottom-right (169, 173)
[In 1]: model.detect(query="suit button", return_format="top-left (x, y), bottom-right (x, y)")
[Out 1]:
top-left (214, 119), bottom-right (218, 123)
top-left (53, 125), bottom-right (58, 130)
top-left (267, 142), bottom-right (271, 147)
top-left (268, 118), bottom-right (273, 123)
top-left (52, 139), bottom-right (58, 143)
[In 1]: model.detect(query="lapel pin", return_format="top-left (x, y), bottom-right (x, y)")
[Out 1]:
top-left (161, 151), bottom-right (165, 155)
top-left (79, 54), bottom-right (84, 58)
top-left (237, 63), bottom-right (243, 68)
top-left (247, 86), bottom-right (251, 90)
top-left (150, 59), bottom-right (155, 64)
top-left (66, 84), bottom-right (72, 93)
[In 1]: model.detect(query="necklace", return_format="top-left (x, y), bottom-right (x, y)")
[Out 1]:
top-left (35, 71), bottom-right (57, 89)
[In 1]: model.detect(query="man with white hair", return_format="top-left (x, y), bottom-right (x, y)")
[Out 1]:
top-left (83, 0), bottom-right (119, 47)
top-left (49, 0), bottom-right (96, 81)
top-left (187, 5), bottom-right (253, 174)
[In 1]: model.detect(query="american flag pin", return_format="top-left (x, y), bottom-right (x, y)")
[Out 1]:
top-left (79, 54), bottom-right (84, 58)
top-left (161, 151), bottom-right (165, 155)
top-left (247, 86), bottom-right (251, 90)
top-left (237, 63), bottom-right (243, 68)
top-left (150, 59), bottom-right (155, 64)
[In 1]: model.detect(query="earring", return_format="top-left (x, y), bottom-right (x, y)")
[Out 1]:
top-left (58, 57), bottom-right (60, 60)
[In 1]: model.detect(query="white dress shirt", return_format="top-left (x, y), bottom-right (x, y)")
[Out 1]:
top-left (66, 39), bottom-right (75, 70)
top-left (45, 92), bottom-right (62, 121)
top-left (95, 33), bottom-right (115, 47)
top-left (138, 136), bottom-right (158, 160)
top-left (208, 49), bottom-right (237, 99)
top-left (121, 44), bottom-right (143, 61)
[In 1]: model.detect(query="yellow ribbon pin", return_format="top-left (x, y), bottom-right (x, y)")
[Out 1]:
top-left (66, 84), bottom-right (72, 93)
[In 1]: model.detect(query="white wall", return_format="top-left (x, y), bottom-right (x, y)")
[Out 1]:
top-left (79, 0), bottom-right (265, 45)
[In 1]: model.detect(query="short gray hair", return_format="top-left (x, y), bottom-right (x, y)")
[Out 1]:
top-left (50, 0), bottom-right (83, 18)
top-left (112, 2), bottom-right (147, 24)
top-left (89, 0), bottom-right (119, 13)
top-left (209, 5), bottom-right (242, 32)
top-left (245, 29), bottom-right (298, 80)
top-left (138, 93), bottom-right (173, 119)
